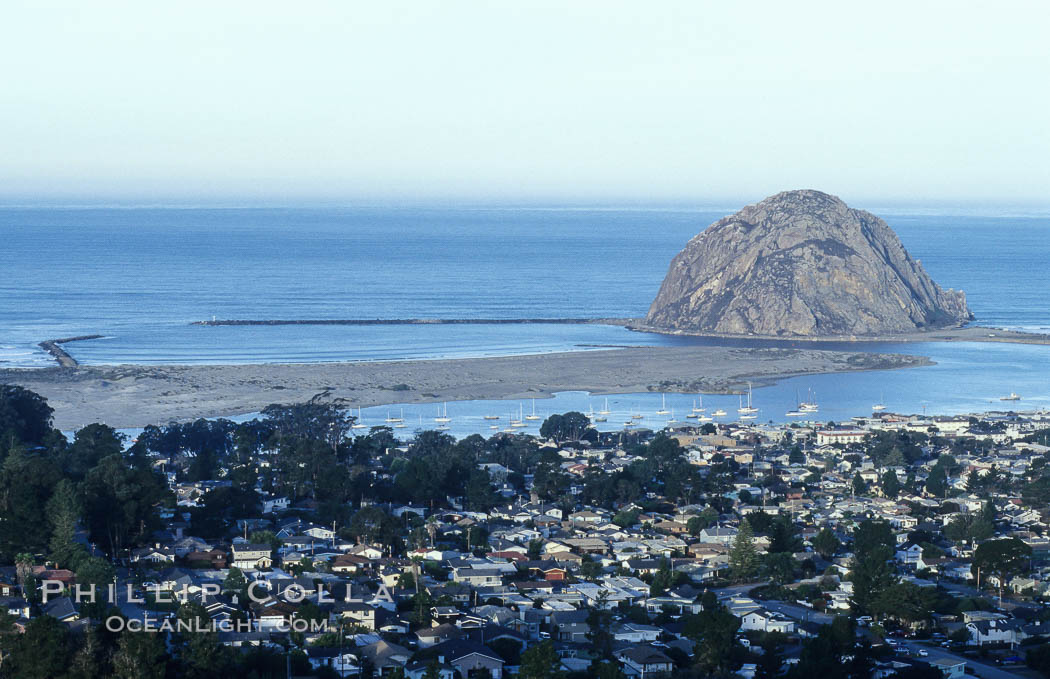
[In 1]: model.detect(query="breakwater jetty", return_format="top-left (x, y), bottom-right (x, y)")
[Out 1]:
top-left (38, 335), bottom-right (104, 367)
top-left (192, 318), bottom-right (635, 327)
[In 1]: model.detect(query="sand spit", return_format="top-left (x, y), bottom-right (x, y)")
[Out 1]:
top-left (1, 346), bottom-right (930, 431)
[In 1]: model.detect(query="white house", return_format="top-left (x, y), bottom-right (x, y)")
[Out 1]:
top-left (231, 544), bottom-right (273, 571)
top-left (740, 609), bottom-right (796, 634)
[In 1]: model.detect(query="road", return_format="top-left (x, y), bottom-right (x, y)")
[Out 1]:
top-left (898, 639), bottom-right (1027, 679)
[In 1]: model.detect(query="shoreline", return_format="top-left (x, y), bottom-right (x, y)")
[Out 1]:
top-left (0, 345), bottom-right (932, 431)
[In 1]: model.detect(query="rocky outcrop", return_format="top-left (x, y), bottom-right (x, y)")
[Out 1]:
top-left (646, 190), bottom-right (972, 336)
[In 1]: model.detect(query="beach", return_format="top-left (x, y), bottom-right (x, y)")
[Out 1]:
top-left (0, 345), bottom-right (931, 430)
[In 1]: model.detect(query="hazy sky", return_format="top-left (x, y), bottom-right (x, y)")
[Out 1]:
top-left (3, 1), bottom-right (1048, 205)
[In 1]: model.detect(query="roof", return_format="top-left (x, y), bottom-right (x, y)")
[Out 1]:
top-left (429, 639), bottom-right (504, 664)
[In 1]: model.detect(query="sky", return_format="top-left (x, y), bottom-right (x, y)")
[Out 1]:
top-left (2, 1), bottom-right (1049, 206)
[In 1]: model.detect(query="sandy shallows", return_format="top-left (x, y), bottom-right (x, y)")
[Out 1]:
top-left (0, 345), bottom-right (930, 430)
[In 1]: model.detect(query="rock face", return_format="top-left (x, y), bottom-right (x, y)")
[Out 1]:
top-left (646, 190), bottom-right (972, 336)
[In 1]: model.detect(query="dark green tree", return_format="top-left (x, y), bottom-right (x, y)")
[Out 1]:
top-left (46, 478), bottom-right (85, 569)
top-left (811, 527), bottom-right (841, 560)
top-left (729, 518), bottom-right (758, 581)
top-left (520, 640), bottom-right (562, 679)
top-left (972, 537), bottom-right (1031, 600)
top-left (756, 631), bottom-right (787, 679)
top-left (850, 520), bottom-right (896, 614)
top-left (0, 614), bottom-right (73, 679)
top-left (112, 628), bottom-right (167, 679)
top-left (0, 384), bottom-right (54, 459)
top-left (81, 453), bottom-right (169, 555)
top-left (539, 412), bottom-right (591, 443)
top-left (882, 470), bottom-right (901, 499)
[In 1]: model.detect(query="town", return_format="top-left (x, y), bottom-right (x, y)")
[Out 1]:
top-left (3, 383), bottom-right (1050, 679)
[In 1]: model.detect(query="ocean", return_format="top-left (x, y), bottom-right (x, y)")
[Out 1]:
top-left (2, 205), bottom-right (1049, 427)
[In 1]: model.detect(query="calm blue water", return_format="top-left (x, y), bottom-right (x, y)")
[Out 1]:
top-left (1, 207), bottom-right (727, 367)
top-left (3, 205), bottom-right (1050, 426)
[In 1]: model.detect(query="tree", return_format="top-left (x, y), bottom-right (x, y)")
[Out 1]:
top-left (586, 591), bottom-right (614, 660)
top-left (539, 411), bottom-right (591, 443)
top-left (944, 512), bottom-right (994, 544)
top-left (176, 601), bottom-right (234, 678)
top-left (972, 538), bottom-right (1031, 601)
top-left (112, 629), bottom-right (167, 679)
top-left (0, 614), bottom-right (73, 679)
top-left (0, 384), bottom-right (54, 457)
top-left (81, 453), bottom-right (169, 555)
top-left (519, 640), bottom-right (562, 679)
top-left (812, 527), bottom-right (841, 559)
top-left (764, 552), bottom-right (798, 585)
top-left (687, 507), bottom-right (719, 535)
top-left (1026, 643), bottom-right (1050, 677)
top-left (850, 520), bottom-right (896, 614)
top-left (612, 508), bottom-right (640, 528)
top-left (65, 423), bottom-right (125, 480)
top-left (767, 515), bottom-right (803, 554)
top-left (74, 556), bottom-right (116, 619)
top-left (683, 597), bottom-right (743, 676)
top-left (730, 518), bottom-right (759, 581)
top-left (871, 582), bottom-right (938, 625)
top-left (0, 443), bottom-right (62, 559)
top-left (464, 468), bottom-right (498, 512)
top-left (882, 470), bottom-right (901, 499)
top-left (67, 627), bottom-right (108, 679)
top-left (224, 566), bottom-right (248, 602)
top-left (926, 464), bottom-right (948, 498)
top-left (46, 478), bottom-right (85, 569)
top-left (757, 631), bottom-right (787, 679)
top-left (852, 472), bottom-right (868, 496)
top-left (532, 462), bottom-right (570, 501)
top-left (591, 662), bottom-right (627, 679)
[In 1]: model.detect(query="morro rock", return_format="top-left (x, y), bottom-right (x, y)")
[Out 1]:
top-left (646, 190), bottom-right (972, 337)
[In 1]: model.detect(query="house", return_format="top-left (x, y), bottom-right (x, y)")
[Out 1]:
top-left (615, 646), bottom-right (675, 677)
top-left (330, 554), bottom-right (371, 574)
top-left (0, 596), bottom-right (31, 618)
top-left (42, 596), bottom-right (79, 622)
top-left (528, 561), bottom-right (567, 581)
top-left (550, 609), bottom-right (590, 642)
top-left (816, 430), bottom-right (867, 446)
top-left (930, 658), bottom-right (967, 679)
top-left (612, 622), bottom-right (662, 642)
top-left (130, 545), bottom-right (176, 564)
top-left (452, 567), bottom-right (503, 587)
top-left (426, 639), bottom-right (504, 679)
top-left (358, 639), bottom-right (412, 675)
top-left (306, 647), bottom-right (358, 677)
top-left (698, 527), bottom-right (738, 546)
top-left (185, 548), bottom-right (228, 569)
top-left (740, 609), bottom-right (796, 634)
top-left (966, 617), bottom-right (1024, 646)
top-left (230, 544), bottom-right (273, 570)
top-left (416, 623), bottom-right (465, 648)
top-left (261, 496), bottom-right (290, 514)
top-left (333, 601), bottom-right (376, 630)
top-left (895, 543), bottom-right (923, 565)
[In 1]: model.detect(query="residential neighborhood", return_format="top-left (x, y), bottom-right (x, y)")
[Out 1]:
top-left (4, 386), bottom-right (1050, 678)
